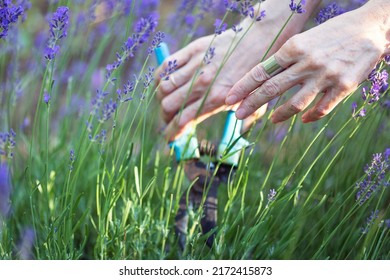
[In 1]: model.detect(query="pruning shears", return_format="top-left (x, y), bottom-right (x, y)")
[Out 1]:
top-left (155, 43), bottom-right (250, 248)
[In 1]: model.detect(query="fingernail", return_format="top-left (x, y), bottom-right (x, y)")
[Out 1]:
top-left (226, 95), bottom-right (238, 105)
top-left (236, 108), bottom-right (247, 119)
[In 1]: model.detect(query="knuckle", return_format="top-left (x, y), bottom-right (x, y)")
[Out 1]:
top-left (161, 98), bottom-right (176, 115)
top-left (286, 36), bottom-right (305, 56)
top-left (244, 98), bottom-right (260, 113)
top-left (198, 73), bottom-right (212, 86)
top-left (324, 64), bottom-right (339, 80)
top-left (305, 53), bottom-right (322, 69)
top-left (337, 77), bottom-right (354, 91)
top-left (159, 82), bottom-right (171, 95)
top-left (251, 64), bottom-right (268, 83)
top-left (193, 38), bottom-right (207, 52)
top-left (261, 80), bottom-right (280, 98)
top-left (234, 83), bottom-right (248, 96)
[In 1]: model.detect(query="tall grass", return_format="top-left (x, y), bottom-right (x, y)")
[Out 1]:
top-left (0, 0), bottom-right (389, 260)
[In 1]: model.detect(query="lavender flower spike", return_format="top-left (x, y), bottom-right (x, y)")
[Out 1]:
top-left (0, 0), bottom-right (24, 40)
top-left (267, 189), bottom-right (277, 203)
top-left (0, 162), bottom-right (11, 217)
top-left (356, 148), bottom-right (390, 205)
top-left (315, 2), bottom-right (344, 25)
top-left (44, 6), bottom-right (69, 60)
top-left (289, 0), bottom-right (306, 14)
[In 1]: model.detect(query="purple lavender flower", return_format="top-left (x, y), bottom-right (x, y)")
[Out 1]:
top-left (203, 47), bottom-right (215, 65)
top-left (69, 149), bottom-right (75, 171)
top-left (0, 129), bottom-right (16, 158)
top-left (384, 55), bottom-right (390, 65)
top-left (351, 102), bottom-right (366, 118)
top-left (362, 68), bottom-right (389, 104)
top-left (44, 6), bottom-right (69, 60)
top-left (148, 31), bottom-right (165, 55)
top-left (289, 0), bottom-right (306, 14)
top-left (232, 24), bottom-right (243, 33)
top-left (267, 189), bottom-right (277, 203)
top-left (159, 60), bottom-right (178, 80)
top-left (99, 129), bottom-right (107, 145)
top-left (43, 92), bottom-right (51, 104)
top-left (361, 210), bottom-right (379, 234)
top-left (315, 2), bottom-right (344, 25)
top-left (255, 10), bottom-right (266, 22)
top-left (0, 0), bottom-right (24, 39)
top-left (214, 18), bottom-right (227, 35)
top-left (356, 148), bottom-right (390, 205)
top-left (143, 66), bottom-right (155, 88)
top-left (384, 219), bottom-right (390, 229)
top-left (239, 0), bottom-right (255, 18)
top-left (16, 0), bottom-right (30, 22)
top-left (0, 162), bottom-right (11, 216)
top-left (223, 0), bottom-right (238, 12)
top-left (106, 15), bottom-right (158, 79)
top-left (99, 99), bottom-right (117, 123)
top-left (91, 129), bottom-right (108, 146)
top-left (91, 89), bottom-right (109, 116)
top-left (117, 79), bottom-right (135, 103)
top-left (168, 0), bottom-right (215, 39)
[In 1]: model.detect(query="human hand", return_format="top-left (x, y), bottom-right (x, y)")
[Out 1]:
top-left (155, 1), bottom-right (318, 140)
top-left (226, 3), bottom-right (390, 124)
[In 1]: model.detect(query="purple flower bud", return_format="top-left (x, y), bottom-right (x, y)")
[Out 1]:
top-left (203, 47), bottom-right (215, 65)
top-left (267, 189), bottom-right (277, 203)
top-left (214, 18), bottom-right (227, 35)
top-left (356, 148), bottom-right (390, 205)
top-left (43, 92), bottom-right (51, 104)
top-left (44, 6), bottom-right (69, 60)
top-left (289, 0), bottom-right (306, 14)
top-left (315, 2), bottom-right (344, 25)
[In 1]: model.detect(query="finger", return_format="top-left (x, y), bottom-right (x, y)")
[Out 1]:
top-left (234, 64), bottom-right (304, 119)
top-left (225, 63), bottom-right (271, 106)
top-left (155, 47), bottom-right (193, 84)
top-left (160, 85), bottom-right (196, 124)
top-left (242, 104), bottom-right (268, 133)
top-left (301, 88), bottom-right (350, 123)
top-left (157, 60), bottom-right (203, 100)
top-left (225, 49), bottom-right (296, 106)
top-left (164, 97), bottom-right (228, 141)
top-left (160, 73), bottom-right (214, 123)
top-left (270, 83), bottom-right (321, 123)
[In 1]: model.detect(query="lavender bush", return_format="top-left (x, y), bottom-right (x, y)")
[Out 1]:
top-left (0, 0), bottom-right (389, 260)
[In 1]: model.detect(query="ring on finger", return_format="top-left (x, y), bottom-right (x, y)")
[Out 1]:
top-left (262, 55), bottom-right (284, 77)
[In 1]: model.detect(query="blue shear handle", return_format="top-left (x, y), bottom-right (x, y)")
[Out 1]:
top-left (217, 111), bottom-right (249, 166)
top-left (154, 43), bottom-right (200, 161)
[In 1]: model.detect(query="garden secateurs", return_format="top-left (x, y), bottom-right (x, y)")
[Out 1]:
top-left (155, 43), bottom-right (250, 248)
